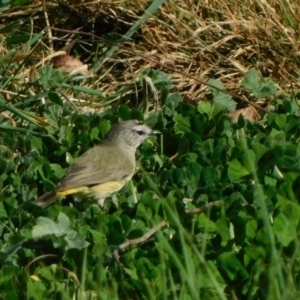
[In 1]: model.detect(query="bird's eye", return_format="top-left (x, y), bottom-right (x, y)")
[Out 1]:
top-left (135, 130), bottom-right (144, 135)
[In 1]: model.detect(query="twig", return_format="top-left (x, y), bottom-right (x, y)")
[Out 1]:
top-left (34, 50), bottom-right (66, 69)
top-left (185, 200), bottom-right (223, 215)
top-left (0, 89), bottom-right (27, 98)
top-left (113, 220), bottom-right (168, 266)
top-left (57, 88), bottom-right (78, 110)
top-left (114, 200), bottom-right (223, 265)
top-left (43, 1), bottom-right (53, 50)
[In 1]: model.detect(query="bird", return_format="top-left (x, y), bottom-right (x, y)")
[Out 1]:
top-left (36, 119), bottom-right (160, 208)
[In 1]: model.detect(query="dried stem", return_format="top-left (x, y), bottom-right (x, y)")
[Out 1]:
top-left (114, 199), bottom-right (223, 265)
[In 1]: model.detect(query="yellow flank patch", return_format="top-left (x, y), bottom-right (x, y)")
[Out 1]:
top-left (90, 180), bottom-right (126, 200)
top-left (56, 180), bottom-right (126, 201)
top-left (57, 186), bottom-right (91, 198)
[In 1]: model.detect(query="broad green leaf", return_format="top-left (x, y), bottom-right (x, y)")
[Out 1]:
top-left (242, 68), bottom-right (277, 98)
top-left (284, 202), bottom-right (300, 226)
top-left (273, 213), bottom-right (296, 247)
top-left (186, 162), bottom-right (201, 190)
top-left (242, 69), bottom-right (260, 92)
top-left (208, 79), bottom-right (237, 111)
top-left (50, 163), bottom-right (66, 178)
top-left (32, 212), bottom-right (72, 238)
top-left (65, 235), bottom-right (89, 250)
top-left (27, 281), bottom-right (46, 299)
top-left (197, 213), bottom-right (216, 232)
top-left (48, 91), bottom-right (63, 106)
top-left (245, 220), bottom-right (257, 240)
top-left (118, 105), bottom-right (132, 120)
top-left (215, 218), bottom-right (230, 246)
top-left (164, 92), bottom-right (182, 115)
top-left (38, 66), bottom-right (66, 90)
top-left (173, 114), bottom-right (191, 133)
top-left (32, 217), bottom-right (62, 238)
top-left (198, 101), bottom-right (212, 116)
top-left (90, 127), bottom-right (100, 141)
top-left (89, 229), bottom-right (105, 244)
top-left (264, 175), bottom-right (277, 186)
top-left (121, 214), bottom-right (132, 233)
top-left (0, 202), bottom-right (7, 218)
top-left (217, 252), bottom-right (248, 281)
top-left (244, 245), bottom-right (267, 267)
top-left (98, 119), bottom-right (111, 138)
top-left (201, 166), bottom-right (217, 185)
top-left (241, 149), bottom-right (256, 173)
top-left (31, 136), bottom-right (43, 151)
top-left (124, 268), bottom-right (139, 280)
top-left (274, 114), bottom-right (286, 129)
top-left (228, 159), bottom-right (250, 182)
top-left (252, 143), bottom-right (268, 161)
top-left (136, 203), bottom-right (152, 221)
top-left (255, 80), bottom-right (277, 98)
top-left (57, 212), bottom-right (71, 232)
top-left (66, 152), bottom-right (74, 164)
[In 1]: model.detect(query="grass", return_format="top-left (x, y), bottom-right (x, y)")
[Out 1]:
top-left (1, 0), bottom-right (300, 299)
top-left (1, 0), bottom-right (299, 108)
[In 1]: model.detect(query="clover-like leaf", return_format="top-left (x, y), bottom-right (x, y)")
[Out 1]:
top-left (228, 159), bottom-right (250, 182)
top-left (32, 216), bottom-right (63, 239)
top-left (208, 79), bottom-right (237, 112)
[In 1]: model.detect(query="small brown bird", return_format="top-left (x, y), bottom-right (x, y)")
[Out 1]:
top-left (36, 120), bottom-right (160, 208)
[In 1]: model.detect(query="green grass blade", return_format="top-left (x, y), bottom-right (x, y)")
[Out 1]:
top-left (92, 0), bottom-right (165, 72)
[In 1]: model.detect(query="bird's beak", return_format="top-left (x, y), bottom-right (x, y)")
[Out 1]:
top-left (150, 130), bottom-right (161, 135)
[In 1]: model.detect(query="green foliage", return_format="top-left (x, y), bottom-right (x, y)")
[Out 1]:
top-left (242, 68), bottom-right (277, 98)
top-left (32, 213), bottom-right (89, 250)
top-left (0, 0), bottom-right (10, 14)
top-left (2, 66), bottom-right (300, 300)
top-left (208, 79), bottom-right (237, 111)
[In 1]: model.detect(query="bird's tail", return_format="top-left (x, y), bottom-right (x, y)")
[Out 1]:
top-left (36, 191), bottom-right (58, 208)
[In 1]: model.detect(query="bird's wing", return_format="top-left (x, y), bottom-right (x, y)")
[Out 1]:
top-left (56, 144), bottom-right (135, 191)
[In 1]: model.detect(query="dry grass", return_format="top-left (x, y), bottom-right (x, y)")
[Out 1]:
top-left (1, 0), bottom-right (300, 113)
